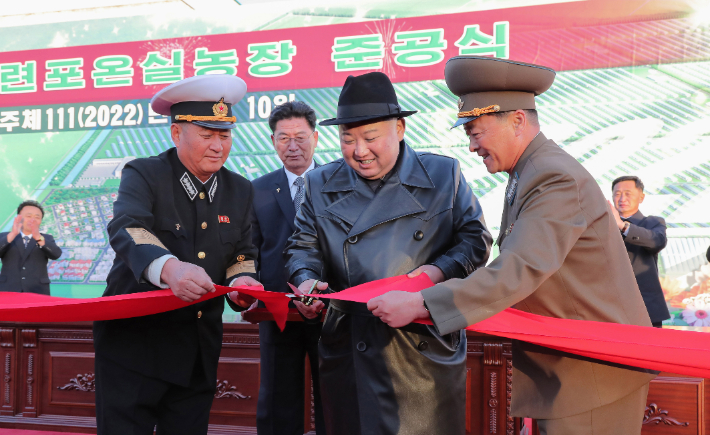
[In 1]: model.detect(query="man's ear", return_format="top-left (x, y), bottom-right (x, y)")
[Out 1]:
top-left (312, 131), bottom-right (319, 149)
top-left (511, 110), bottom-right (526, 136)
top-left (639, 191), bottom-right (645, 204)
top-left (170, 123), bottom-right (181, 147)
top-left (396, 118), bottom-right (406, 142)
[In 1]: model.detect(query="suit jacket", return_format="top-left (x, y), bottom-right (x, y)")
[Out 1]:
top-left (250, 165), bottom-right (318, 294)
top-left (423, 133), bottom-right (656, 420)
top-left (93, 148), bottom-right (258, 387)
top-left (622, 211), bottom-right (670, 323)
top-left (0, 232), bottom-right (61, 295)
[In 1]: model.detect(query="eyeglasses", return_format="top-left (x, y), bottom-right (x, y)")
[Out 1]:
top-left (275, 130), bottom-right (315, 146)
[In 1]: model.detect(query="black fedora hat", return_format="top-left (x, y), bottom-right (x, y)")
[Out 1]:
top-left (319, 72), bottom-right (417, 126)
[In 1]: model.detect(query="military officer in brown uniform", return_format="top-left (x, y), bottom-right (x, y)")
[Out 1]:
top-left (284, 72), bottom-right (492, 435)
top-left (368, 57), bottom-right (656, 435)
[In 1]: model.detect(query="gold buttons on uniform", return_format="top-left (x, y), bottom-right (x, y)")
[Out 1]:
top-left (198, 252), bottom-right (206, 259)
top-left (201, 222), bottom-right (207, 229)
top-left (237, 254), bottom-right (245, 262)
top-left (197, 311), bottom-right (202, 319)
top-left (199, 192), bottom-right (206, 200)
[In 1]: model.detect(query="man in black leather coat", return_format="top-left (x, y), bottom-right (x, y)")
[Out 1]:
top-left (284, 72), bottom-right (492, 435)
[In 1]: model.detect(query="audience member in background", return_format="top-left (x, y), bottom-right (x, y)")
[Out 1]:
top-left (0, 200), bottom-right (62, 295)
top-left (609, 175), bottom-right (670, 327)
top-left (249, 101), bottom-right (325, 435)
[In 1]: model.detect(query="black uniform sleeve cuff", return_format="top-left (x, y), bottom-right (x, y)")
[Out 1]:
top-left (225, 294), bottom-right (247, 312)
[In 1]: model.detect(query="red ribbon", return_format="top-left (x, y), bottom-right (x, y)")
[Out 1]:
top-left (320, 275), bottom-right (710, 378)
top-left (1, 276), bottom-right (710, 378)
top-left (0, 285), bottom-right (290, 330)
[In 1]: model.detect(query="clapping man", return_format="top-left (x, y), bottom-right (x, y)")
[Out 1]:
top-left (609, 175), bottom-right (670, 327)
top-left (0, 200), bottom-right (61, 294)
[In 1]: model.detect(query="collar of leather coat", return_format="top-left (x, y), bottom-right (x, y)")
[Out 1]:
top-left (320, 141), bottom-right (436, 237)
top-left (322, 140), bottom-right (434, 193)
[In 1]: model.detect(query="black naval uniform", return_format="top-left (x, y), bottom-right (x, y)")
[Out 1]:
top-left (93, 147), bottom-right (257, 435)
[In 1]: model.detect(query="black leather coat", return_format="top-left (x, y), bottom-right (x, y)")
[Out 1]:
top-left (285, 142), bottom-right (492, 435)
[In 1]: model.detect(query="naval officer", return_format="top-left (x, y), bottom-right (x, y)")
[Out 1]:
top-left (93, 74), bottom-right (260, 435)
top-left (368, 57), bottom-right (656, 435)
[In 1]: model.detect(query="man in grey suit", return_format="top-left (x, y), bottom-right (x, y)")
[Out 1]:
top-left (0, 200), bottom-right (62, 294)
top-left (609, 175), bottom-right (670, 327)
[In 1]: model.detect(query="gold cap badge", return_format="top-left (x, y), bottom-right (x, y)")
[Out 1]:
top-left (213, 98), bottom-right (229, 117)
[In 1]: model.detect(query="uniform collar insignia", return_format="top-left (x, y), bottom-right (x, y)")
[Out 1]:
top-left (506, 171), bottom-right (519, 206)
top-left (180, 172), bottom-right (198, 201)
top-left (208, 176), bottom-right (218, 203)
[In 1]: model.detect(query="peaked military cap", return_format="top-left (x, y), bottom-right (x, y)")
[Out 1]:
top-left (319, 72), bottom-right (417, 126)
top-left (150, 74), bottom-right (247, 129)
top-left (445, 56), bottom-right (556, 128)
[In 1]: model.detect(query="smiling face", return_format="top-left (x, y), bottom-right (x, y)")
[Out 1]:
top-left (19, 205), bottom-right (43, 234)
top-left (171, 122), bottom-right (232, 182)
top-left (613, 180), bottom-right (644, 218)
top-left (272, 117), bottom-right (318, 176)
top-left (463, 111), bottom-right (526, 174)
top-left (339, 118), bottom-right (405, 180)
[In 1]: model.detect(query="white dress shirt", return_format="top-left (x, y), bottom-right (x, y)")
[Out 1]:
top-left (20, 231), bottom-right (33, 245)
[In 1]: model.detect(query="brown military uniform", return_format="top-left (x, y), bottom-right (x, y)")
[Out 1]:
top-left (423, 56), bottom-right (655, 433)
top-left (424, 132), bottom-right (655, 420)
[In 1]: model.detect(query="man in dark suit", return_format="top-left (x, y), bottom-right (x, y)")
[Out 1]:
top-left (609, 175), bottom-right (670, 327)
top-left (0, 200), bottom-right (62, 294)
top-left (250, 101), bottom-right (325, 435)
top-left (93, 74), bottom-right (261, 435)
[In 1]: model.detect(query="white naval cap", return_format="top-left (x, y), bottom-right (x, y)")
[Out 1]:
top-left (150, 74), bottom-right (247, 129)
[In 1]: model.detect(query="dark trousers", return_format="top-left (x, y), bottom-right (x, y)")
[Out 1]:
top-left (257, 320), bottom-right (325, 435)
top-left (95, 355), bottom-right (215, 435)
